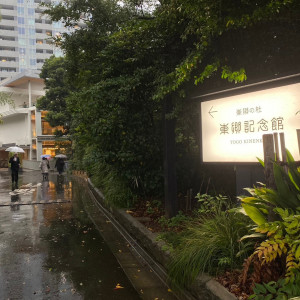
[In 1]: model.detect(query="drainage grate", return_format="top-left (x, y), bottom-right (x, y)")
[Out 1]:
top-left (0, 199), bottom-right (71, 207)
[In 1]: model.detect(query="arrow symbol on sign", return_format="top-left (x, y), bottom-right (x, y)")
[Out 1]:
top-left (209, 106), bottom-right (217, 118)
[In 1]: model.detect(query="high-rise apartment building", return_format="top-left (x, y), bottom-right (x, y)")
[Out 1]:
top-left (0, 0), bottom-right (66, 82)
top-left (0, 0), bottom-right (69, 166)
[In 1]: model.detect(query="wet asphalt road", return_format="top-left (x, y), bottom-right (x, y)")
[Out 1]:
top-left (0, 169), bottom-right (141, 300)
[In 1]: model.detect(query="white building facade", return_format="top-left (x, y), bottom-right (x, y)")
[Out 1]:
top-left (0, 72), bottom-right (65, 168)
top-left (0, 0), bottom-right (65, 82)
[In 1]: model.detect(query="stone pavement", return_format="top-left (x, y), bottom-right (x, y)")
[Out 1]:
top-left (0, 169), bottom-right (142, 299)
top-left (0, 169), bottom-right (72, 208)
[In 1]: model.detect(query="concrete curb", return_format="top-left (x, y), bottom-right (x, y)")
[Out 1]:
top-left (87, 178), bottom-right (237, 300)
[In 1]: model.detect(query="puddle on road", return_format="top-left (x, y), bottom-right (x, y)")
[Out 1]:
top-left (0, 170), bottom-right (141, 299)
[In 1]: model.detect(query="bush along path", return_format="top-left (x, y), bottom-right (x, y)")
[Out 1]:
top-left (87, 177), bottom-right (237, 300)
top-left (238, 151), bottom-right (300, 299)
top-left (82, 150), bottom-right (300, 299)
top-left (123, 152), bottom-right (300, 299)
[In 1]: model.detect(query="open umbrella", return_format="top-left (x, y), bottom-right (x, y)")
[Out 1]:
top-left (55, 154), bottom-right (67, 159)
top-left (41, 154), bottom-right (51, 159)
top-left (5, 146), bottom-right (25, 153)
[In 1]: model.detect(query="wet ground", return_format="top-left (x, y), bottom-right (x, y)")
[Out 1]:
top-left (0, 169), bottom-right (142, 299)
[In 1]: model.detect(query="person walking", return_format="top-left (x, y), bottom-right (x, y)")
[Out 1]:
top-left (9, 153), bottom-right (20, 189)
top-left (39, 157), bottom-right (50, 181)
top-left (55, 158), bottom-right (65, 175)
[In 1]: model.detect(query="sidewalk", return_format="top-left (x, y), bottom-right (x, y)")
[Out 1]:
top-left (87, 178), bottom-right (237, 300)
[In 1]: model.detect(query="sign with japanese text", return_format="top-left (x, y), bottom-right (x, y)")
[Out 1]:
top-left (201, 82), bottom-right (300, 162)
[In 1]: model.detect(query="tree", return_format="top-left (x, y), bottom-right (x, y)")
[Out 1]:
top-left (36, 56), bottom-right (71, 135)
top-left (41, 0), bottom-right (300, 211)
top-left (0, 92), bottom-right (14, 124)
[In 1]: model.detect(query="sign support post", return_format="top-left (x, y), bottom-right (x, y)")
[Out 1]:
top-left (164, 95), bottom-right (178, 218)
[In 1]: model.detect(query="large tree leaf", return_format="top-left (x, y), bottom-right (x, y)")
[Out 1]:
top-left (242, 203), bottom-right (267, 225)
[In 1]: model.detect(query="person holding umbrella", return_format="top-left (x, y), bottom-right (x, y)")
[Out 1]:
top-left (55, 157), bottom-right (65, 175)
top-left (39, 157), bottom-right (50, 181)
top-left (9, 153), bottom-right (20, 189)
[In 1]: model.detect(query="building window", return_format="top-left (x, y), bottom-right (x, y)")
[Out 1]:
top-left (17, 8), bottom-right (25, 15)
top-left (18, 17), bottom-right (25, 24)
top-left (28, 19), bottom-right (35, 26)
top-left (29, 39), bottom-right (35, 45)
top-left (18, 0), bottom-right (24, 3)
top-left (36, 49), bottom-right (43, 53)
top-left (30, 59), bottom-right (36, 66)
top-left (18, 27), bottom-right (25, 35)
top-left (19, 48), bottom-right (26, 54)
top-left (46, 50), bottom-right (53, 54)
top-left (29, 28), bottom-right (35, 35)
top-left (36, 39), bottom-right (43, 44)
top-left (0, 26), bottom-right (14, 31)
top-left (0, 57), bottom-right (16, 62)
top-left (54, 49), bottom-right (63, 57)
top-left (0, 47), bottom-right (15, 51)
top-left (0, 68), bottom-right (16, 72)
top-left (36, 29), bottom-right (42, 33)
top-left (19, 38), bottom-right (26, 45)
top-left (1, 5), bottom-right (14, 10)
top-left (0, 36), bottom-right (15, 41)
top-left (53, 21), bottom-right (62, 28)
top-left (1, 15), bottom-right (14, 21)
top-left (20, 58), bottom-right (26, 66)
top-left (28, 8), bottom-right (35, 16)
top-left (42, 113), bottom-right (56, 135)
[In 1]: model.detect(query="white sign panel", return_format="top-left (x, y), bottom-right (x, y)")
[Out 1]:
top-left (201, 82), bottom-right (300, 162)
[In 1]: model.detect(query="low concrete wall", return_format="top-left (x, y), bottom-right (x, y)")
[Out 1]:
top-left (87, 178), bottom-right (237, 300)
top-left (22, 160), bottom-right (40, 170)
top-left (22, 159), bottom-right (56, 171)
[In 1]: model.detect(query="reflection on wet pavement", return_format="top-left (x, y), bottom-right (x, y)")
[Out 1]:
top-left (0, 169), bottom-right (141, 299)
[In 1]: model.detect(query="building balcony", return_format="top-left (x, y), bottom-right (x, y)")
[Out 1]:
top-left (0, 50), bottom-right (17, 58)
top-left (36, 43), bottom-right (53, 50)
top-left (0, 107), bottom-right (29, 118)
top-left (0, 61), bottom-right (18, 68)
top-left (0, 19), bottom-right (16, 27)
top-left (34, 22), bottom-right (54, 30)
top-left (36, 52), bottom-right (51, 58)
top-left (0, 40), bottom-right (17, 48)
top-left (0, 9), bottom-right (17, 17)
top-left (36, 62), bottom-right (44, 69)
top-left (0, 70), bottom-right (18, 79)
top-left (0, 86), bottom-right (44, 99)
top-left (0, 29), bottom-right (17, 38)
top-left (35, 32), bottom-right (51, 40)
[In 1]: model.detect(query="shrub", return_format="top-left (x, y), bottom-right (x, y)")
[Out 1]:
top-left (250, 277), bottom-right (300, 299)
top-left (90, 160), bottom-right (136, 208)
top-left (167, 209), bottom-right (251, 288)
top-left (239, 150), bottom-right (300, 226)
top-left (242, 209), bottom-right (300, 292)
top-left (239, 150), bottom-right (300, 296)
top-left (158, 210), bottom-right (192, 231)
top-left (195, 193), bottom-right (231, 215)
